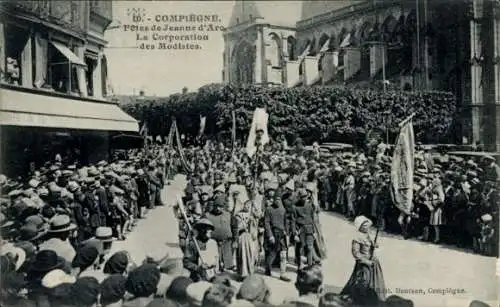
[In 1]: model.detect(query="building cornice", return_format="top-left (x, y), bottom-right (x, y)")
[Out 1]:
top-left (296, 1), bottom-right (398, 31)
top-left (86, 30), bottom-right (108, 47)
top-left (90, 10), bottom-right (112, 30)
top-left (0, 7), bottom-right (86, 42)
top-left (223, 17), bottom-right (296, 36)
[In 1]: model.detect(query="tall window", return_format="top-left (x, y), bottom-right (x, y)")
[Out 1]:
top-left (287, 36), bottom-right (296, 61)
top-left (85, 56), bottom-right (96, 96)
top-left (2, 24), bottom-right (30, 86)
top-left (101, 55), bottom-right (108, 96)
top-left (268, 33), bottom-right (281, 68)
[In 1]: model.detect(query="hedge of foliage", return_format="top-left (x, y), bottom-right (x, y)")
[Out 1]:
top-left (120, 84), bottom-right (457, 145)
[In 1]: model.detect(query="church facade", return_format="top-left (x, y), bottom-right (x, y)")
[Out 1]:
top-left (222, 0), bottom-right (500, 151)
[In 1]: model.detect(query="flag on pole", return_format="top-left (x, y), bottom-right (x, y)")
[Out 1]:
top-left (246, 108), bottom-right (269, 157)
top-left (390, 117), bottom-right (415, 215)
top-left (199, 115), bottom-right (206, 137)
top-left (231, 110), bottom-right (236, 151)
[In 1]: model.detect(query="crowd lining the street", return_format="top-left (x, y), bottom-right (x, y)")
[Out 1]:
top-left (0, 137), bottom-right (497, 307)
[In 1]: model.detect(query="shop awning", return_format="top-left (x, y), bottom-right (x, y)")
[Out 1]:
top-left (50, 41), bottom-right (86, 67)
top-left (0, 87), bottom-right (139, 132)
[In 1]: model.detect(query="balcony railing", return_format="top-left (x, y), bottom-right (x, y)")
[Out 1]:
top-left (1, 0), bottom-right (86, 34)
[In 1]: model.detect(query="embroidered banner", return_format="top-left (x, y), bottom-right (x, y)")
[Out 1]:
top-left (390, 119), bottom-right (415, 215)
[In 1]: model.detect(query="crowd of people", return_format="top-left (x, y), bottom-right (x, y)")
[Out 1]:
top-left (0, 133), bottom-right (497, 307)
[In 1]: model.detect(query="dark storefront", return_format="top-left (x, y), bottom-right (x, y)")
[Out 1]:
top-left (0, 85), bottom-right (139, 178)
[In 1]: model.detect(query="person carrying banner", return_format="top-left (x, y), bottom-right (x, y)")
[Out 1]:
top-left (391, 114), bottom-right (416, 241)
top-left (183, 218), bottom-right (219, 282)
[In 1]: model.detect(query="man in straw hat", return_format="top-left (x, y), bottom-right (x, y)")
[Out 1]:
top-left (81, 226), bottom-right (115, 269)
top-left (38, 214), bottom-right (77, 263)
top-left (183, 218), bottom-right (219, 282)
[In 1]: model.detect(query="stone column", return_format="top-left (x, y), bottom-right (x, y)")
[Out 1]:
top-left (0, 23), bottom-right (4, 81)
top-left (369, 42), bottom-right (387, 78)
top-left (254, 27), bottom-right (262, 84)
top-left (470, 0), bottom-right (483, 145)
top-left (281, 37), bottom-right (288, 84)
top-left (21, 35), bottom-right (33, 88)
top-left (344, 47), bottom-right (361, 80)
top-left (494, 5), bottom-right (500, 151)
top-left (93, 52), bottom-right (103, 98)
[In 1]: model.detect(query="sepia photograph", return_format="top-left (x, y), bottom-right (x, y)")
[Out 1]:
top-left (0, 0), bottom-right (499, 306)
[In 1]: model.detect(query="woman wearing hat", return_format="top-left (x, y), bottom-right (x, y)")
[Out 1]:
top-left (232, 200), bottom-right (260, 280)
top-left (183, 218), bottom-right (219, 282)
top-left (340, 215), bottom-right (386, 302)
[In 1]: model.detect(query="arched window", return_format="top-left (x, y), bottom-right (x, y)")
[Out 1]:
top-left (287, 36), bottom-right (297, 60)
top-left (318, 34), bottom-right (329, 53)
top-left (268, 33), bottom-right (281, 67)
top-left (232, 41), bottom-right (255, 84)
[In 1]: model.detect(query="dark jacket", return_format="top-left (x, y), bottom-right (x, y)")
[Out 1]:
top-left (264, 202), bottom-right (287, 239)
top-left (291, 199), bottom-right (315, 236)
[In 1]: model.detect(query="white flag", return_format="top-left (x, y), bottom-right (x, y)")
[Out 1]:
top-left (246, 108), bottom-right (269, 157)
top-left (199, 115), bottom-right (206, 136)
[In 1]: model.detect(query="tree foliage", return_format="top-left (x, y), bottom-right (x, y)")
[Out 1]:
top-left (120, 84), bottom-right (456, 145)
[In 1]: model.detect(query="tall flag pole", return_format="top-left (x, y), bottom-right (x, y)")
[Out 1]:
top-left (390, 113), bottom-right (416, 216)
top-left (231, 110), bottom-right (236, 155)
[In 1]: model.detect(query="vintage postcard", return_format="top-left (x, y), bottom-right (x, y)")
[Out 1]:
top-left (0, 1), bottom-right (498, 307)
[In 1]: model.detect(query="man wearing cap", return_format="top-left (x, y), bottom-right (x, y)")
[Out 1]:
top-left (263, 188), bottom-right (290, 282)
top-left (342, 164), bottom-right (356, 219)
top-left (39, 215), bottom-right (77, 263)
top-left (291, 188), bottom-right (316, 270)
top-left (205, 196), bottom-right (234, 271)
top-left (95, 178), bottom-right (110, 228)
top-left (281, 179), bottom-right (297, 254)
top-left (82, 178), bottom-right (104, 234)
top-left (183, 218), bottom-right (219, 282)
top-left (483, 155), bottom-right (500, 182)
top-left (136, 168), bottom-right (150, 218)
top-left (147, 163), bottom-right (161, 209)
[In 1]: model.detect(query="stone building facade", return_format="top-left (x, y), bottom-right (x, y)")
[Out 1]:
top-left (0, 0), bottom-right (138, 176)
top-left (222, 0), bottom-right (500, 151)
